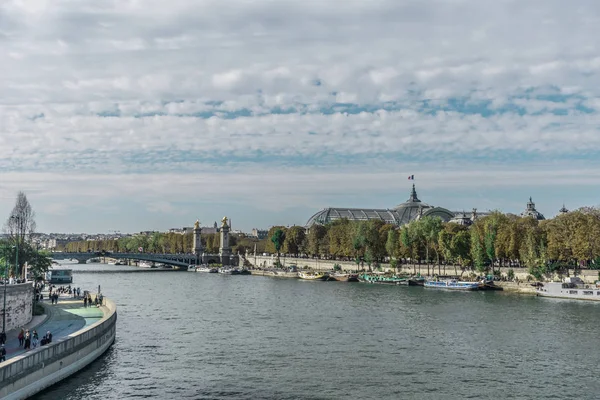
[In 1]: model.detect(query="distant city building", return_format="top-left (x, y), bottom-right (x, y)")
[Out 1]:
top-left (40, 238), bottom-right (73, 250)
top-left (521, 197), bottom-right (545, 220)
top-left (168, 227), bottom-right (194, 235)
top-left (137, 231), bottom-right (158, 237)
top-left (305, 185), bottom-right (554, 228)
top-left (305, 184), bottom-right (456, 227)
top-left (251, 229), bottom-right (268, 239)
top-left (448, 208), bottom-right (484, 226)
top-left (201, 226), bottom-right (219, 234)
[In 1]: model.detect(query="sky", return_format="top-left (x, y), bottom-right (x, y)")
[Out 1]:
top-left (1, 0), bottom-right (600, 234)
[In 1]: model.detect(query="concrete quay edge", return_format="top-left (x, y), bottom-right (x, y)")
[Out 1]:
top-left (0, 296), bottom-right (117, 400)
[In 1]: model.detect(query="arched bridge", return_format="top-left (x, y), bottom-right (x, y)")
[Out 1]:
top-left (50, 252), bottom-right (238, 268)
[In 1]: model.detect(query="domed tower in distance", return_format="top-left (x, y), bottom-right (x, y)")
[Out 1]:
top-left (521, 197), bottom-right (545, 220)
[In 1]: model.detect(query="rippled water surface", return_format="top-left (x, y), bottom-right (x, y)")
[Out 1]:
top-left (33, 263), bottom-right (600, 399)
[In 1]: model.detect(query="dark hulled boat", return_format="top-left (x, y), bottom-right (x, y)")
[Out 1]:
top-left (408, 277), bottom-right (426, 286)
top-left (329, 272), bottom-right (359, 282)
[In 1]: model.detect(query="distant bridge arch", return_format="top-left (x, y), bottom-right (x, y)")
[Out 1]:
top-left (50, 252), bottom-right (238, 268)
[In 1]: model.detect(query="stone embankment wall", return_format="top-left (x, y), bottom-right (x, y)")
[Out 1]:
top-left (0, 299), bottom-right (117, 400)
top-left (247, 255), bottom-right (600, 283)
top-left (3, 283), bottom-right (34, 332)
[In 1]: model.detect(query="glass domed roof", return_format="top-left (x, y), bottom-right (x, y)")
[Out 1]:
top-left (305, 184), bottom-right (457, 227)
top-left (391, 184), bottom-right (434, 224)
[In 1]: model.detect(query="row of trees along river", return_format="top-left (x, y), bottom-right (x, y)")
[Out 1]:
top-left (64, 207), bottom-right (600, 280)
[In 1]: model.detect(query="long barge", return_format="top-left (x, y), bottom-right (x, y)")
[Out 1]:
top-left (424, 279), bottom-right (479, 290)
top-left (536, 277), bottom-right (600, 301)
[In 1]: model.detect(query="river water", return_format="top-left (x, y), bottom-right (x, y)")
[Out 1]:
top-left (33, 263), bottom-right (600, 400)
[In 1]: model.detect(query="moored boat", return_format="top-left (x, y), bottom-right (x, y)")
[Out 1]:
top-left (329, 272), bottom-right (359, 282)
top-left (138, 261), bottom-right (152, 268)
top-left (358, 274), bottom-right (408, 285)
top-left (219, 267), bottom-right (243, 275)
top-left (478, 279), bottom-right (503, 291)
top-left (196, 265), bottom-right (212, 272)
top-left (188, 264), bottom-right (197, 271)
top-left (408, 276), bottom-right (426, 286)
top-left (298, 271), bottom-right (328, 281)
top-left (536, 277), bottom-right (600, 301)
top-left (424, 279), bottom-right (479, 290)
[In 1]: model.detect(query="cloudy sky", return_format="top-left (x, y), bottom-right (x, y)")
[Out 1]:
top-left (1, 0), bottom-right (599, 233)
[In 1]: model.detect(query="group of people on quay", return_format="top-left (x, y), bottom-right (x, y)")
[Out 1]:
top-left (44, 284), bottom-right (84, 304)
top-left (16, 328), bottom-right (52, 351)
top-left (83, 292), bottom-right (103, 307)
top-left (0, 277), bottom-right (106, 364)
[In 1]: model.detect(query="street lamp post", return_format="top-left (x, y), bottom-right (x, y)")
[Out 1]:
top-left (10, 216), bottom-right (19, 281)
top-left (2, 257), bottom-right (7, 337)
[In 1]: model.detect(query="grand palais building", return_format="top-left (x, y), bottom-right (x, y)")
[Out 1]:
top-left (305, 184), bottom-right (548, 228)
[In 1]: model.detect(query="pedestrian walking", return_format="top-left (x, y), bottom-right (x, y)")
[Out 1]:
top-left (84, 296), bottom-right (88, 307)
top-left (24, 330), bottom-right (31, 350)
top-left (47, 331), bottom-right (52, 343)
top-left (18, 328), bottom-right (24, 346)
top-left (0, 331), bottom-right (6, 345)
top-left (32, 331), bottom-right (39, 348)
top-left (0, 344), bottom-right (5, 362)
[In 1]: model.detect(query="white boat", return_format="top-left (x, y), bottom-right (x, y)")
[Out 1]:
top-left (424, 279), bottom-right (479, 290)
top-left (536, 277), bottom-right (600, 301)
top-left (188, 265), bottom-right (197, 271)
top-left (219, 267), bottom-right (241, 275)
top-left (196, 265), bottom-right (217, 273)
top-left (46, 269), bottom-right (73, 284)
top-left (138, 261), bottom-right (152, 268)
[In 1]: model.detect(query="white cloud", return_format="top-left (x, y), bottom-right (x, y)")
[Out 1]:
top-left (1, 0), bottom-right (600, 231)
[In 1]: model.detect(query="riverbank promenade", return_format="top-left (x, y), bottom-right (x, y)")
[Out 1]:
top-left (2, 292), bottom-right (105, 363)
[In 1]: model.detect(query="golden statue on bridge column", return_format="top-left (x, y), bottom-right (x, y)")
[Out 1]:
top-left (221, 216), bottom-right (228, 227)
top-left (194, 219), bottom-right (200, 229)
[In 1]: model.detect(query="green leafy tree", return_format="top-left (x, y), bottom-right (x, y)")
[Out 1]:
top-left (283, 226), bottom-right (306, 257)
top-left (352, 223), bottom-right (366, 270)
top-left (386, 228), bottom-right (399, 270)
top-left (271, 228), bottom-right (286, 267)
top-left (470, 223), bottom-right (486, 273)
top-left (421, 216), bottom-right (443, 275)
top-left (27, 248), bottom-right (53, 280)
top-left (452, 230), bottom-right (471, 272)
top-left (306, 225), bottom-right (327, 257)
top-left (400, 226), bottom-right (416, 274)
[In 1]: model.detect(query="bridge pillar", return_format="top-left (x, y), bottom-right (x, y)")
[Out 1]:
top-left (219, 216), bottom-right (232, 266)
top-left (193, 220), bottom-right (203, 265)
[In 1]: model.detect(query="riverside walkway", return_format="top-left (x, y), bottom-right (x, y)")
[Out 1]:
top-left (2, 293), bottom-right (105, 362)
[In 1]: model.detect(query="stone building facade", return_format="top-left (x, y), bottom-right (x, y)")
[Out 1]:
top-left (3, 282), bottom-right (34, 332)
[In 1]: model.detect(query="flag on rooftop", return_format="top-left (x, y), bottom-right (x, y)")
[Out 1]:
top-left (408, 175), bottom-right (414, 180)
